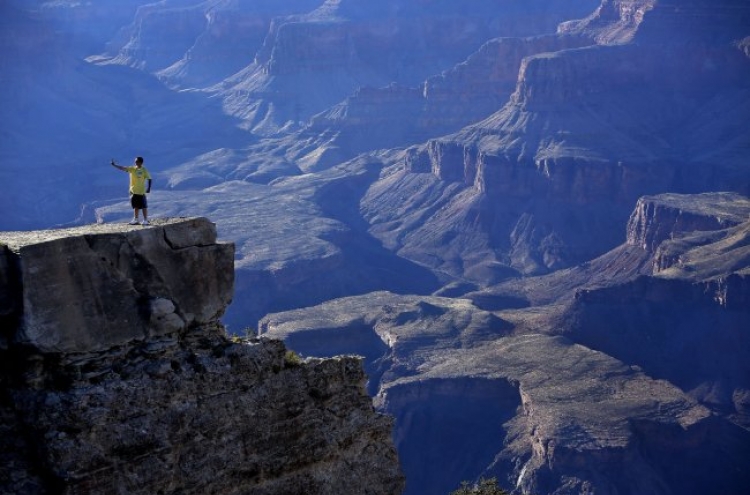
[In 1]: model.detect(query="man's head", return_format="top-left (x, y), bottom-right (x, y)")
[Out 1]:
top-left (135, 156), bottom-right (144, 167)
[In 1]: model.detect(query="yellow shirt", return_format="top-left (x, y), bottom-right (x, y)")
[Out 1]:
top-left (126, 166), bottom-right (151, 195)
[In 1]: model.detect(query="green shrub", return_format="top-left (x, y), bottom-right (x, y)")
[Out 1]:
top-left (284, 350), bottom-right (303, 367)
top-left (450, 477), bottom-right (509, 495)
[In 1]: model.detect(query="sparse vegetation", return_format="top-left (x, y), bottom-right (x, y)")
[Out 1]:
top-left (450, 477), bottom-right (510, 495)
top-left (227, 327), bottom-right (257, 344)
top-left (284, 350), bottom-right (303, 367)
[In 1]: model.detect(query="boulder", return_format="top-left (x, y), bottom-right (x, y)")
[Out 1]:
top-left (0, 217), bottom-right (234, 353)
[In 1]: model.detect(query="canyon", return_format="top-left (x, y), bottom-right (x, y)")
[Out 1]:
top-left (261, 193), bottom-right (750, 494)
top-left (2, 0), bottom-right (749, 493)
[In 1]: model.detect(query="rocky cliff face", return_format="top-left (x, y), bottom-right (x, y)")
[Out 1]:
top-left (95, 0), bottom-right (323, 88)
top-left (625, 192), bottom-right (750, 253)
top-left (259, 289), bottom-right (750, 495)
top-left (567, 194), bottom-right (750, 430)
top-left (0, 217), bottom-right (234, 353)
top-left (0, 218), bottom-right (404, 495)
top-left (303, 34), bottom-right (596, 171)
top-left (261, 193), bottom-right (750, 495)
top-left (361, 0), bottom-right (750, 284)
top-left (558, 0), bottom-right (656, 44)
top-left (215, 0), bottom-right (600, 132)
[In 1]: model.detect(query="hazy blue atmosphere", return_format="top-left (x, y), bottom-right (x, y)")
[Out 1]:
top-left (2, 0), bottom-right (750, 494)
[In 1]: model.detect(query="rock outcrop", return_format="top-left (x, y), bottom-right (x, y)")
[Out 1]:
top-left (260, 193), bottom-right (750, 495)
top-left (259, 289), bottom-right (750, 495)
top-left (216, 0), bottom-right (600, 132)
top-left (625, 192), bottom-right (750, 252)
top-left (0, 218), bottom-right (404, 495)
top-left (361, 0), bottom-right (750, 284)
top-left (558, 0), bottom-right (657, 44)
top-left (565, 194), bottom-right (750, 430)
top-left (0, 217), bottom-right (234, 354)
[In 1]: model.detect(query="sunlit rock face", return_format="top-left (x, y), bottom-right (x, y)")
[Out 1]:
top-left (0, 218), bottom-right (404, 495)
top-left (558, 0), bottom-right (658, 44)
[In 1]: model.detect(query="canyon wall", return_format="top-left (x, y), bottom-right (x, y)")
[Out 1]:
top-left (625, 192), bottom-right (750, 252)
top-left (363, 0), bottom-right (750, 284)
top-left (259, 287), bottom-right (750, 495)
top-left (568, 194), bottom-right (750, 428)
top-left (0, 218), bottom-right (403, 495)
top-left (261, 193), bottom-right (750, 494)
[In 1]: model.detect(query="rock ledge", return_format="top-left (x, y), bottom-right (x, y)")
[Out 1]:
top-left (0, 218), bottom-right (404, 495)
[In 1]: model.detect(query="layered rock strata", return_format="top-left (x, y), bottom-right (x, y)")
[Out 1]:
top-left (217, 0), bottom-right (601, 130)
top-left (625, 192), bottom-right (750, 253)
top-left (260, 290), bottom-right (750, 495)
top-left (565, 194), bottom-right (750, 428)
top-left (260, 193), bottom-right (750, 494)
top-left (304, 34), bottom-right (596, 164)
top-left (363, 0), bottom-right (750, 284)
top-left (0, 218), bottom-right (404, 495)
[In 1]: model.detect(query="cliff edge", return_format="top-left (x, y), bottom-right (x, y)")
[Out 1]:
top-left (0, 218), bottom-right (404, 495)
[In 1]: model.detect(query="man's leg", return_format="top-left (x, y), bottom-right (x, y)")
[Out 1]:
top-left (141, 208), bottom-right (150, 225)
top-left (129, 208), bottom-right (141, 224)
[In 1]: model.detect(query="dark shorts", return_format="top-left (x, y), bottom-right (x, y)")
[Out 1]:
top-left (130, 194), bottom-right (148, 209)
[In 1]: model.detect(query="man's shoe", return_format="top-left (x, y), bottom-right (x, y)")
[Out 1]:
top-left (128, 219), bottom-right (139, 225)
top-left (141, 219), bottom-right (150, 226)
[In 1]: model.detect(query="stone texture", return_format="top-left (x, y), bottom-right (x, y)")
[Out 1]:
top-left (559, 0), bottom-right (657, 44)
top-left (260, 291), bottom-right (750, 495)
top-left (0, 245), bottom-right (19, 326)
top-left (261, 193), bottom-right (750, 495)
top-left (625, 192), bottom-right (750, 252)
top-left (2, 336), bottom-right (403, 495)
top-left (216, 0), bottom-right (600, 132)
top-left (0, 218), bottom-right (404, 495)
top-left (0, 217), bottom-right (234, 354)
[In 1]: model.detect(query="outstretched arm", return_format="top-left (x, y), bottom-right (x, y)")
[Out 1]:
top-left (110, 159), bottom-right (127, 172)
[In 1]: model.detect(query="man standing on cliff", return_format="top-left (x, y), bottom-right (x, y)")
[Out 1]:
top-left (110, 156), bottom-right (152, 225)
